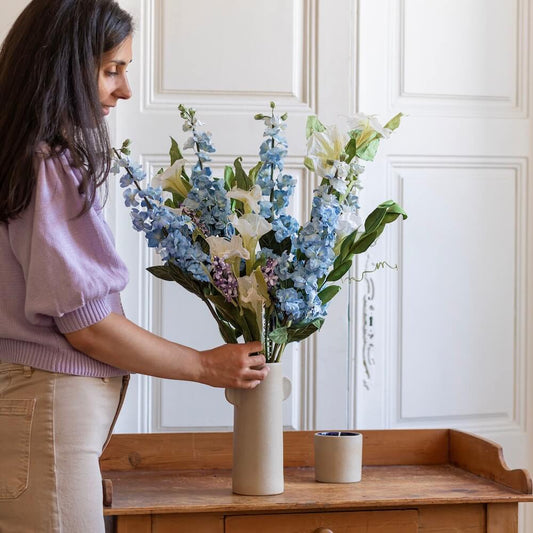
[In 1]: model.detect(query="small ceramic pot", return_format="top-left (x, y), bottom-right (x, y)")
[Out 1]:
top-left (314, 431), bottom-right (363, 483)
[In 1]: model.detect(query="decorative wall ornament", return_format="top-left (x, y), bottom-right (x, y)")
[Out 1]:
top-left (361, 254), bottom-right (376, 390)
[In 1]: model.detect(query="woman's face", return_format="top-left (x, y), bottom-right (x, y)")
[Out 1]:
top-left (98, 35), bottom-right (133, 116)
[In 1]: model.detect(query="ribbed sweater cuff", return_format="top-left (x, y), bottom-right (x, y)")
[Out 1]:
top-left (55, 298), bottom-right (112, 334)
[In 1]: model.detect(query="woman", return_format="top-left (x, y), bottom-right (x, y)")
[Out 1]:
top-left (0, 1), bottom-right (268, 531)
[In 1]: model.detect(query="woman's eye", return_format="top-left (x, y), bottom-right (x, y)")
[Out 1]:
top-left (105, 71), bottom-right (118, 77)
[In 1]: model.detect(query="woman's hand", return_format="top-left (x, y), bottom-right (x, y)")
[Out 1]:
top-left (196, 341), bottom-right (269, 389)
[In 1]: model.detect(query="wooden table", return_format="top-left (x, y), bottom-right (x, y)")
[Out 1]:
top-left (100, 429), bottom-right (533, 532)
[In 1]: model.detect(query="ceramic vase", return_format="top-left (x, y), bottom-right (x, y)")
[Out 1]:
top-left (225, 362), bottom-right (291, 495)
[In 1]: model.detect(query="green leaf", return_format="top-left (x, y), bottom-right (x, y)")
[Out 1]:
top-left (384, 112), bottom-right (404, 132)
top-left (203, 294), bottom-right (242, 343)
top-left (356, 137), bottom-right (380, 161)
top-left (248, 161), bottom-right (263, 185)
top-left (206, 294), bottom-right (241, 324)
top-left (318, 285), bottom-right (341, 305)
top-left (241, 307), bottom-right (261, 342)
top-left (260, 230), bottom-right (293, 256)
top-left (351, 201), bottom-right (408, 255)
top-left (285, 319), bottom-right (324, 343)
top-left (172, 192), bottom-right (183, 206)
top-left (304, 156), bottom-right (315, 172)
top-left (365, 200), bottom-right (407, 232)
top-left (269, 326), bottom-right (289, 345)
top-left (146, 265), bottom-right (173, 282)
top-left (306, 115), bottom-right (326, 139)
top-left (165, 262), bottom-right (205, 298)
top-left (326, 260), bottom-right (353, 282)
top-left (217, 321), bottom-right (239, 344)
top-left (344, 137), bottom-right (357, 163)
top-left (338, 229), bottom-right (359, 263)
top-left (234, 157), bottom-right (252, 190)
top-left (169, 137), bottom-right (183, 165)
top-left (224, 165), bottom-right (235, 191)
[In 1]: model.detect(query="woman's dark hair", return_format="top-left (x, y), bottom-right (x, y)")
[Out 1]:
top-left (0, 0), bottom-right (133, 222)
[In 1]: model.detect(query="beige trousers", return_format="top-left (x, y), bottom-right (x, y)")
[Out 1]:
top-left (0, 362), bottom-right (128, 533)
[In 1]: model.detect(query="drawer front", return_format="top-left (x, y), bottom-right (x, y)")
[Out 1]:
top-left (153, 513), bottom-right (224, 533)
top-left (225, 509), bottom-right (418, 532)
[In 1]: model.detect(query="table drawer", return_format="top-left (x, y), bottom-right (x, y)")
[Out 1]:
top-left (225, 509), bottom-right (418, 532)
top-left (153, 513), bottom-right (224, 532)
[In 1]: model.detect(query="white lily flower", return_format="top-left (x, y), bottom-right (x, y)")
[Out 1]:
top-left (205, 235), bottom-right (250, 261)
top-left (230, 213), bottom-right (272, 273)
top-left (238, 274), bottom-right (266, 306)
top-left (306, 124), bottom-right (349, 177)
top-left (226, 184), bottom-right (263, 214)
top-left (237, 269), bottom-right (271, 336)
top-left (230, 213), bottom-right (272, 248)
top-left (152, 159), bottom-right (189, 197)
top-left (346, 113), bottom-right (391, 139)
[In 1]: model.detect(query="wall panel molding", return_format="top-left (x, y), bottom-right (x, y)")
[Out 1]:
top-left (141, 0), bottom-right (317, 113)
top-left (385, 155), bottom-right (527, 434)
top-left (389, 0), bottom-right (529, 118)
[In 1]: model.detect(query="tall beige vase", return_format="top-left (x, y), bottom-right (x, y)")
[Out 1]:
top-left (225, 362), bottom-right (291, 495)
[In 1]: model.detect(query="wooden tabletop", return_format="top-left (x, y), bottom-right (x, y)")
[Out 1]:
top-left (100, 429), bottom-right (533, 516)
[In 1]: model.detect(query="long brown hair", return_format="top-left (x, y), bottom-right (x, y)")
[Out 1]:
top-left (0, 0), bottom-right (133, 222)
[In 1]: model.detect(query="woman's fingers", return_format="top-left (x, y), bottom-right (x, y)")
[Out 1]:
top-left (248, 353), bottom-right (267, 369)
top-left (197, 342), bottom-right (273, 389)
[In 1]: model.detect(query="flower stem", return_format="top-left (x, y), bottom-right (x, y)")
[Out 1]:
top-left (272, 343), bottom-right (286, 363)
top-left (112, 148), bottom-right (155, 210)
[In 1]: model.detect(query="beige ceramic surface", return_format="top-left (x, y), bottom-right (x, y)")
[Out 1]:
top-left (314, 431), bottom-right (363, 483)
top-left (225, 363), bottom-right (291, 495)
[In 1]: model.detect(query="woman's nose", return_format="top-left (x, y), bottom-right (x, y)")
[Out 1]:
top-left (117, 75), bottom-right (132, 100)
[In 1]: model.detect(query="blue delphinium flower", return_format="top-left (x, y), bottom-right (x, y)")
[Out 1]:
top-left (259, 141), bottom-right (287, 171)
top-left (275, 287), bottom-right (306, 322)
top-left (183, 169), bottom-right (231, 237)
top-left (255, 110), bottom-right (296, 221)
top-left (271, 214), bottom-right (299, 243)
top-left (178, 111), bottom-right (232, 238)
top-left (114, 155), bottom-right (211, 283)
top-left (256, 167), bottom-right (274, 196)
top-left (263, 114), bottom-right (287, 142)
top-left (123, 188), bottom-right (139, 207)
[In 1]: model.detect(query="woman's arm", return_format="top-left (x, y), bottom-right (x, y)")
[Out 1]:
top-left (64, 312), bottom-right (268, 388)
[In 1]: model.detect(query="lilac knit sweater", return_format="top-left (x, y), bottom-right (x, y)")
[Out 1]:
top-left (0, 148), bottom-right (129, 377)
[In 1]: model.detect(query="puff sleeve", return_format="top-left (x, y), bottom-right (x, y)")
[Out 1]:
top-left (8, 150), bottom-right (129, 333)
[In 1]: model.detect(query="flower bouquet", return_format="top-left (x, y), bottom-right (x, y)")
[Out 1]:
top-left (113, 103), bottom-right (407, 363)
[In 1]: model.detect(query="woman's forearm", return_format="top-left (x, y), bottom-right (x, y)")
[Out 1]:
top-left (64, 312), bottom-right (268, 388)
